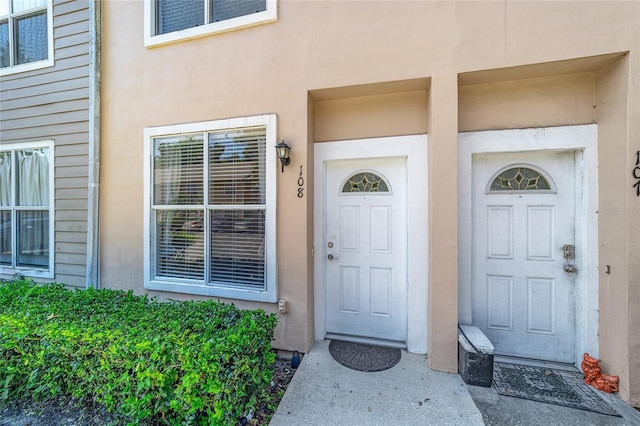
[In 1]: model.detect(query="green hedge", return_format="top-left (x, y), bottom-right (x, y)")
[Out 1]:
top-left (0, 279), bottom-right (277, 425)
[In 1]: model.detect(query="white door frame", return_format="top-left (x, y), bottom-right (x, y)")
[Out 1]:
top-left (314, 135), bottom-right (428, 354)
top-left (458, 124), bottom-right (598, 367)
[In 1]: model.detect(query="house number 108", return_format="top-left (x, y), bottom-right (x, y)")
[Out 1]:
top-left (634, 150), bottom-right (640, 197)
top-left (297, 165), bottom-right (305, 198)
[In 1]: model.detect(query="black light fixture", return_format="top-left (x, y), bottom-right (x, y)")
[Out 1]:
top-left (275, 140), bottom-right (291, 173)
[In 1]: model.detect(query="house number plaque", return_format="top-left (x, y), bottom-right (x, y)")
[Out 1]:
top-left (634, 150), bottom-right (640, 197)
top-left (297, 165), bottom-right (305, 198)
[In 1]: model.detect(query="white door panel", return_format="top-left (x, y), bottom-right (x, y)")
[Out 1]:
top-left (472, 151), bottom-right (576, 363)
top-left (325, 157), bottom-right (407, 342)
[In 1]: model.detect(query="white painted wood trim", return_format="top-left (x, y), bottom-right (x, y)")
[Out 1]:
top-left (0, 140), bottom-right (54, 279)
top-left (0, 0), bottom-right (54, 77)
top-left (314, 135), bottom-right (429, 354)
top-left (457, 124), bottom-right (598, 367)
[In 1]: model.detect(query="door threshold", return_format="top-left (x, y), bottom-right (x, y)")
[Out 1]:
top-left (495, 354), bottom-right (579, 372)
top-left (325, 333), bottom-right (407, 349)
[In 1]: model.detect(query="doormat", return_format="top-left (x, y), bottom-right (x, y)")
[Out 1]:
top-left (328, 340), bottom-right (401, 372)
top-left (493, 362), bottom-right (620, 417)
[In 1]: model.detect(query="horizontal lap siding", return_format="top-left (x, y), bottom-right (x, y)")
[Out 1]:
top-left (0, 0), bottom-right (91, 288)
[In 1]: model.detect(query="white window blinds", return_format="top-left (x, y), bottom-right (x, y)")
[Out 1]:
top-left (152, 128), bottom-right (267, 289)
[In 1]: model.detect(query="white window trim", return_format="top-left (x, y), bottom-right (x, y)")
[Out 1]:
top-left (0, 140), bottom-right (55, 279)
top-left (143, 114), bottom-right (278, 302)
top-left (0, 0), bottom-right (54, 77)
top-left (144, 0), bottom-right (277, 48)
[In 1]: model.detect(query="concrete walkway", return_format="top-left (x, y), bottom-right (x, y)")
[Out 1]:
top-left (468, 378), bottom-right (640, 426)
top-left (270, 340), bottom-right (484, 425)
top-left (271, 340), bottom-right (640, 426)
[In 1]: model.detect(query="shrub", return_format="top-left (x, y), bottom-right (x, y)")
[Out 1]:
top-left (0, 279), bottom-right (277, 425)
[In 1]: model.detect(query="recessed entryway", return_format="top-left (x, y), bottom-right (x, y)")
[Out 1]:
top-left (458, 125), bottom-right (598, 367)
top-left (314, 135), bottom-right (428, 353)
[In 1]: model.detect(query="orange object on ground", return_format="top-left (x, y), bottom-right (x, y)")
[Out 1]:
top-left (581, 353), bottom-right (619, 393)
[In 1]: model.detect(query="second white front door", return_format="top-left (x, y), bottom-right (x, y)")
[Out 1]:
top-left (471, 150), bottom-right (577, 363)
top-left (324, 157), bottom-right (407, 343)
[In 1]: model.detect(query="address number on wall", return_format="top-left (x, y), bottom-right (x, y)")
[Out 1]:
top-left (297, 165), bottom-right (305, 198)
top-left (634, 150), bottom-right (640, 197)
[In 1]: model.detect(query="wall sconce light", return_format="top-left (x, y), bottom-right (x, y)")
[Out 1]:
top-left (275, 140), bottom-right (291, 173)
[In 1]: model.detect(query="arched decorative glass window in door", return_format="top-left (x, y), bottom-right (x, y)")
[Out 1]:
top-left (486, 164), bottom-right (556, 193)
top-left (342, 171), bottom-right (390, 193)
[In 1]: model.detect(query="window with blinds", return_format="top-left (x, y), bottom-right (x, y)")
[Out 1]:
top-left (145, 0), bottom-right (276, 47)
top-left (148, 118), bottom-right (275, 298)
top-left (154, 0), bottom-right (267, 35)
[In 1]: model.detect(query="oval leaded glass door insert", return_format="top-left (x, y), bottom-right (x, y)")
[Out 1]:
top-left (342, 171), bottom-right (390, 193)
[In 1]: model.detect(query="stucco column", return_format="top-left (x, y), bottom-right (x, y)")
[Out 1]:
top-left (427, 73), bottom-right (459, 373)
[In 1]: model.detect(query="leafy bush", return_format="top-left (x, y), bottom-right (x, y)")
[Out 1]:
top-left (0, 279), bottom-right (277, 425)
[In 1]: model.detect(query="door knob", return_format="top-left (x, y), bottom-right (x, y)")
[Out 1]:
top-left (564, 264), bottom-right (577, 273)
top-left (328, 254), bottom-right (338, 260)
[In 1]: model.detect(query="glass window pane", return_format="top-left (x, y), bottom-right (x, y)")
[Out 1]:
top-left (0, 1), bottom-right (9, 18)
top-left (210, 209), bottom-right (265, 288)
top-left (12, 0), bottom-right (46, 14)
top-left (16, 209), bottom-right (48, 268)
top-left (208, 128), bottom-right (266, 205)
top-left (154, 135), bottom-right (204, 205)
top-left (342, 172), bottom-right (389, 193)
top-left (157, 0), bottom-right (204, 35)
top-left (489, 167), bottom-right (551, 192)
top-left (155, 210), bottom-right (204, 280)
top-left (212, 0), bottom-right (266, 22)
top-left (16, 148), bottom-right (48, 207)
top-left (0, 21), bottom-right (8, 68)
top-left (15, 11), bottom-right (47, 65)
top-left (0, 151), bottom-right (11, 206)
top-left (0, 210), bottom-right (11, 265)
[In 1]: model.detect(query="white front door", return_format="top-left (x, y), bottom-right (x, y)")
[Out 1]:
top-left (472, 150), bottom-right (577, 363)
top-left (324, 157), bottom-right (407, 343)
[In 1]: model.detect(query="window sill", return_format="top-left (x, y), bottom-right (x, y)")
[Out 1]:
top-left (0, 57), bottom-right (54, 77)
top-left (145, 279), bottom-right (277, 303)
top-left (0, 267), bottom-right (53, 280)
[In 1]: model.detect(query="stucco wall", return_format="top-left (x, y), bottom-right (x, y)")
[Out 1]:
top-left (459, 72), bottom-right (596, 132)
top-left (100, 0), bottom-right (640, 402)
top-left (595, 55), bottom-right (633, 403)
top-left (314, 90), bottom-right (428, 142)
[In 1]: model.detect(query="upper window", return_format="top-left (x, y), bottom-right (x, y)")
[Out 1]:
top-left (487, 164), bottom-right (556, 193)
top-left (144, 0), bottom-right (277, 47)
top-left (0, 141), bottom-right (54, 278)
top-left (143, 115), bottom-right (277, 302)
top-left (0, 0), bottom-right (53, 76)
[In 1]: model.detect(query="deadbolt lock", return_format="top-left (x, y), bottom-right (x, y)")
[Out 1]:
top-left (562, 244), bottom-right (575, 259)
top-left (328, 242), bottom-right (333, 248)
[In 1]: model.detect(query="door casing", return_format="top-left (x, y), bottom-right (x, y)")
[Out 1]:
top-left (458, 125), bottom-right (598, 367)
top-left (314, 135), bottom-right (428, 354)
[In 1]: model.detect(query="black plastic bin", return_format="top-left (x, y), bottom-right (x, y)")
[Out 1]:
top-left (458, 325), bottom-right (494, 387)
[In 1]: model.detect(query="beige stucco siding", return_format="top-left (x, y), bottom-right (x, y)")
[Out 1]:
top-left (459, 72), bottom-right (596, 132)
top-left (100, 0), bottom-right (640, 404)
top-left (0, 0), bottom-right (91, 287)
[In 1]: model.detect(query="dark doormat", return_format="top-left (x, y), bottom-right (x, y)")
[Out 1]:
top-left (328, 340), bottom-right (401, 372)
top-left (493, 362), bottom-right (620, 417)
